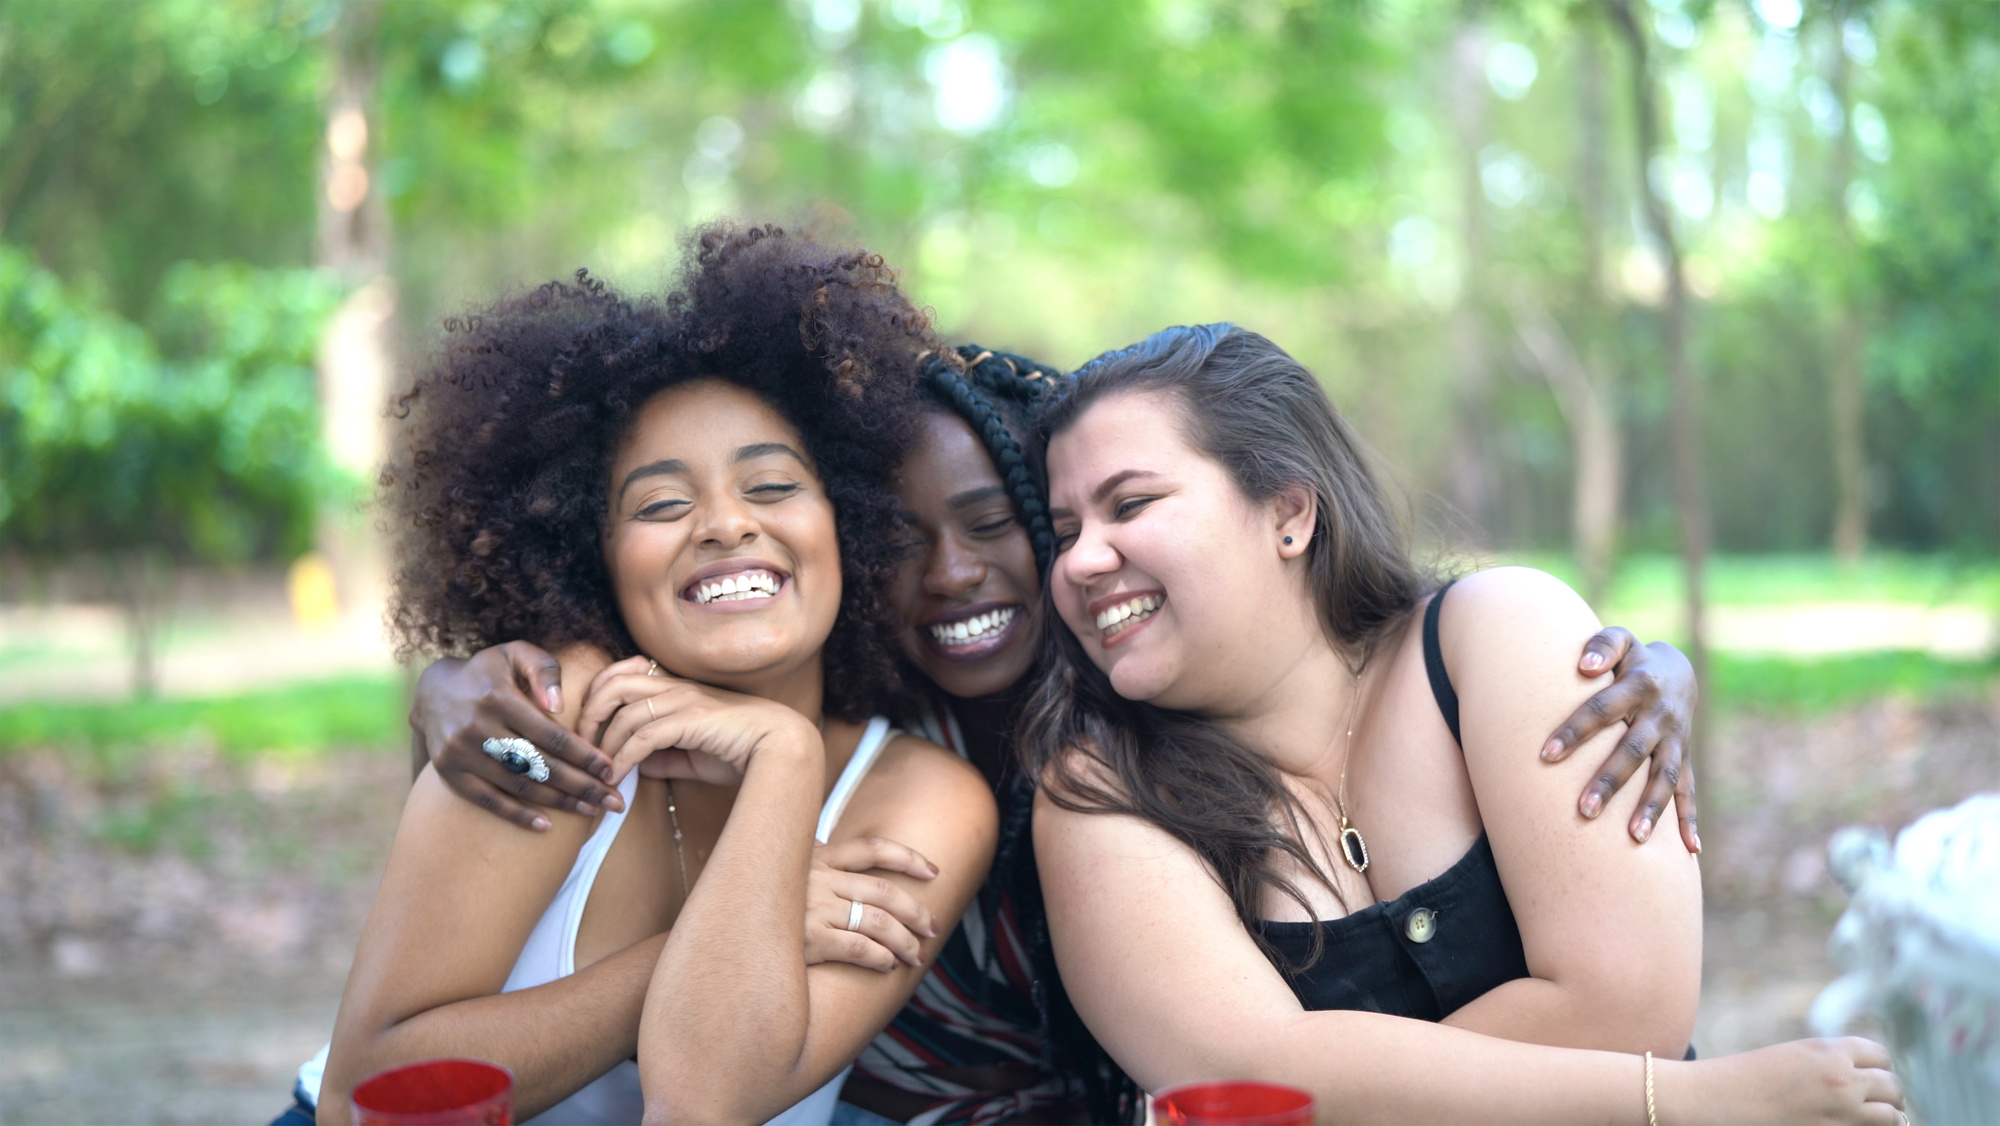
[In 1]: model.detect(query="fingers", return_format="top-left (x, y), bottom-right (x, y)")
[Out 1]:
top-left (817, 836), bottom-right (940, 880)
top-left (492, 692), bottom-right (615, 787)
top-left (1542, 676), bottom-right (1640, 764)
top-left (1842, 1037), bottom-right (1893, 1071)
top-left (581, 656), bottom-right (668, 737)
top-left (581, 669), bottom-right (679, 750)
top-left (1858, 1067), bottom-right (1904, 1110)
top-left (1580, 625), bottom-right (1635, 676)
top-left (501, 640), bottom-right (566, 714)
top-left (831, 871), bottom-right (941, 943)
top-left (1627, 747), bottom-right (1679, 845)
top-left (1672, 744), bottom-right (1701, 853)
top-left (441, 770), bottom-right (554, 832)
top-left (808, 927), bottom-right (903, 974)
top-left (1578, 714), bottom-right (1663, 820)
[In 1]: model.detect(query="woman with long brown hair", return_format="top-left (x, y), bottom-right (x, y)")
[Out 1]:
top-left (1021, 323), bottom-right (1904, 1123)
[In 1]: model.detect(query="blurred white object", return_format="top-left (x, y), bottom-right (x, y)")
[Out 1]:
top-left (1812, 793), bottom-right (2000, 1125)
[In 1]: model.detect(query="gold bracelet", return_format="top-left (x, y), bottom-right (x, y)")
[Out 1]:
top-left (1644, 1050), bottom-right (1657, 1126)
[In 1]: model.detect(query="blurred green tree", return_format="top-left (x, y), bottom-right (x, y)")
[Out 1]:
top-left (0, 248), bottom-right (341, 693)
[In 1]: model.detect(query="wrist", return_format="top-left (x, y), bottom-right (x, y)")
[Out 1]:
top-left (1650, 1058), bottom-right (1697, 1126)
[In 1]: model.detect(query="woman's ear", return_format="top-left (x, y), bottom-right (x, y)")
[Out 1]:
top-left (1275, 482), bottom-right (1317, 560)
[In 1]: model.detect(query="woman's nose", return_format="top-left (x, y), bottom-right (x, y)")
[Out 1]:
top-left (695, 494), bottom-right (760, 547)
top-left (1058, 522), bottom-right (1119, 587)
top-left (924, 536), bottom-right (988, 596)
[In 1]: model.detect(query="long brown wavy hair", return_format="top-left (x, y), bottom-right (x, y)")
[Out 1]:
top-left (1016, 324), bottom-right (1433, 964)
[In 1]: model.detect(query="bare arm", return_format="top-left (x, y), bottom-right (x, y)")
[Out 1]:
top-left (321, 653), bottom-right (649, 1122)
top-left (576, 662), bottom-right (997, 1124)
top-left (1438, 568), bottom-right (1703, 1054)
top-left (640, 736), bottom-right (996, 1123)
top-left (1036, 793), bottom-right (1899, 1125)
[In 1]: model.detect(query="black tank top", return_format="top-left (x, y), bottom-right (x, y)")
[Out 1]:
top-left (1253, 581), bottom-right (1532, 1018)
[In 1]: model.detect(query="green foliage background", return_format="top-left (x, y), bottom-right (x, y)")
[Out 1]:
top-left (0, 0), bottom-right (1996, 568)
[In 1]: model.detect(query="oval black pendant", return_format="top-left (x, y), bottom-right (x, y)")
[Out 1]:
top-left (1340, 825), bottom-right (1370, 874)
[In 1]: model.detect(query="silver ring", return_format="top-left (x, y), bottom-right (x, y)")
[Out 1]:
top-left (845, 899), bottom-right (865, 932)
top-left (482, 737), bottom-right (550, 783)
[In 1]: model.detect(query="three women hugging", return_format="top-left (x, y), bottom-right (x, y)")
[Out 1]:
top-left (278, 222), bottom-right (1904, 1126)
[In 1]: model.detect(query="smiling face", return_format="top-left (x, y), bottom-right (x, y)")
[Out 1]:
top-left (1046, 388), bottom-right (1319, 714)
top-left (602, 379), bottom-right (842, 694)
top-left (889, 410), bottom-right (1045, 699)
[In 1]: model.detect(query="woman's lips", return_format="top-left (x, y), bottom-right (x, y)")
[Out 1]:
top-left (1089, 591), bottom-right (1164, 649)
top-left (919, 603), bottom-right (1024, 664)
top-left (680, 559), bottom-right (790, 610)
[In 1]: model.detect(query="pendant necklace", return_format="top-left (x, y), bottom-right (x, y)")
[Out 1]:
top-left (1335, 664), bottom-right (1370, 875)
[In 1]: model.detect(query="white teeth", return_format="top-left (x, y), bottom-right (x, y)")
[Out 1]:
top-left (693, 570), bottom-right (781, 605)
top-left (1094, 594), bottom-right (1161, 635)
top-left (928, 605), bottom-right (1018, 647)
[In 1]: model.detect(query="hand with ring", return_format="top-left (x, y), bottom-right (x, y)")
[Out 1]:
top-left (804, 836), bottom-right (943, 972)
top-left (411, 641), bottom-right (624, 832)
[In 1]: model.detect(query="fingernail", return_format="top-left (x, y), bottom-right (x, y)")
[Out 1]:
top-left (1581, 792), bottom-right (1603, 819)
top-left (546, 688), bottom-right (563, 713)
top-left (1540, 738), bottom-right (1562, 761)
top-left (531, 816), bottom-right (551, 832)
top-left (1691, 830), bottom-right (1703, 853)
top-left (1582, 653), bottom-right (1604, 671)
top-left (926, 862), bottom-right (940, 877)
top-left (595, 762), bottom-right (615, 783)
top-left (577, 803), bottom-right (600, 817)
top-left (602, 792), bottom-right (625, 813)
top-left (1636, 817), bottom-right (1654, 843)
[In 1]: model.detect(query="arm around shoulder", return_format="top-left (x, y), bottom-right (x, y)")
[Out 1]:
top-left (1438, 566), bottom-right (1703, 1055)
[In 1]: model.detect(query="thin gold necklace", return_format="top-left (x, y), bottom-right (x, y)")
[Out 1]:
top-left (647, 659), bottom-right (691, 896)
top-left (664, 779), bottom-right (688, 895)
top-left (1335, 664), bottom-right (1370, 875)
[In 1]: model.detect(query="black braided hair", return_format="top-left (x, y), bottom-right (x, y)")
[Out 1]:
top-left (917, 345), bottom-right (1060, 571)
top-left (913, 343), bottom-right (1140, 1122)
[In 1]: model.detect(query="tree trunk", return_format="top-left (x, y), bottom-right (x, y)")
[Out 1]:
top-left (1507, 294), bottom-right (1621, 612)
top-left (1828, 4), bottom-right (1868, 563)
top-left (1446, 19), bottom-right (1495, 543)
top-left (1607, 0), bottom-right (1710, 729)
top-left (111, 549), bottom-right (171, 698)
top-left (1570, 20), bottom-right (1620, 610)
top-left (315, 0), bottom-right (394, 619)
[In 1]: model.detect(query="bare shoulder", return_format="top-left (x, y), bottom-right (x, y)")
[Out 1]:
top-left (842, 732), bottom-right (998, 849)
top-left (1439, 566), bottom-right (1597, 642)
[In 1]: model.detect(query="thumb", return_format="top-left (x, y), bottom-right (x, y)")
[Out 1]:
top-left (506, 641), bottom-right (565, 714)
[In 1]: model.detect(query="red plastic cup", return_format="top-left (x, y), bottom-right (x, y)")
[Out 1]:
top-left (1152, 1080), bottom-right (1315, 1126)
top-left (350, 1058), bottom-right (514, 1125)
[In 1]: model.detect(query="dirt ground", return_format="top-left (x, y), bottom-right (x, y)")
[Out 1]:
top-left (1, 692), bottom-right (1995, 1124)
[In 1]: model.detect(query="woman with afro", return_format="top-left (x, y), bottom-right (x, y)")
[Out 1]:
top-left (276, 222), bottom-right (998, 1124)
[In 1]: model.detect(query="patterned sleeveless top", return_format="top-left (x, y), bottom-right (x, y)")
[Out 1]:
top-left (847, 694), bottom-right (1088, 1125)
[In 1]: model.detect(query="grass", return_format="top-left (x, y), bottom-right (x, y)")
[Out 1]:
top-left (1711, 651), bottom-right (1999, 715)
top-left (0, 673), bottom-right (407, 760)
top-left (1497, 552), bottom-right (2000, 613)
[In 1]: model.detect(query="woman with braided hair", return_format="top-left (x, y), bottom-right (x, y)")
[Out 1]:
top-left (415, 322), bottom-right (1709, 1124)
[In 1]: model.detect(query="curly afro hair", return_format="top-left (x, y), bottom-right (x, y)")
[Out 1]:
top-left (383, 221), bottom-right (932, 721)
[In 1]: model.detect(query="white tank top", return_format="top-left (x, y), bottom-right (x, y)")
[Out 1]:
top-left (299, 717), bottom-right (899, 1124)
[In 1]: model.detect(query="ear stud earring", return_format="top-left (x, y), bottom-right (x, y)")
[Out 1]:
top-left (1284, 536), bottom-right (1294, 545)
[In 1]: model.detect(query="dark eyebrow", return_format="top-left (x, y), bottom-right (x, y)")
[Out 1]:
top-left (736, 442), bottom-right (808, 466)
top-left (1092, 468), bottom-right (1165, 504)
top-left (617, 459), bottom-right (688, 501)
top-left (1049, 469), bottom-right (1166, 523)
top-left (945, 484), bottom-right (1007, 511)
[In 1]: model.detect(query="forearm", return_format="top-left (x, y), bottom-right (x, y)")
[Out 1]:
top-left (321, 933), bottom-right (667, 1125)
top-left (1209, 1009), bottom-right (1674, 1125)
top-left (1443, 975), bottom-right (1689, 1057)
top-left (639, 741), bottom-right (824, 1122)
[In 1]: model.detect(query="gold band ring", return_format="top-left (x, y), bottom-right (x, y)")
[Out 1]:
top-left (646, 659), bottom-right (660, 678)
top-left (645, 697), bottom-right (657, 721)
